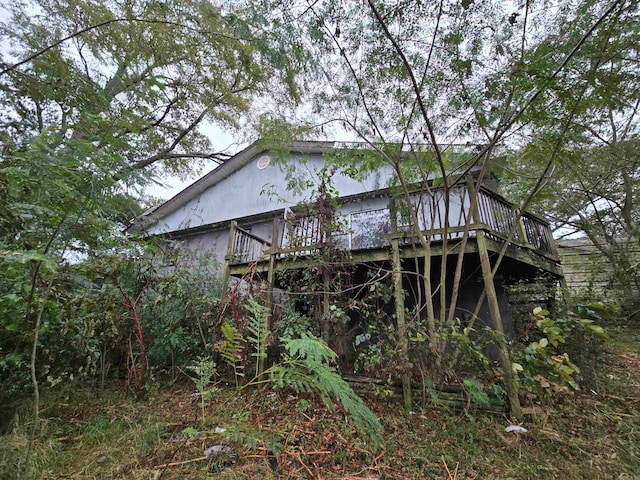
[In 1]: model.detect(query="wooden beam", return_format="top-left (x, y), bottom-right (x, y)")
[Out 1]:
top-left (228, 237), bottom-right (562, 279)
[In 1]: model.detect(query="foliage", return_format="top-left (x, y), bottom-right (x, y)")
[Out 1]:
top-left (246, 297), bottom-right (270, 377)
top-left (513, 306), bottom-right (608, 395)
top-left (0, 0), bottom-right (635, 447)
top-left (354, 322), bottom-right (396, 376)
top-left (0, 0), bottom-right (306, 177)
top-left (0, 238), bottom-right (223, 410)
top-left (142, 251), bottom-right (222, 372)
top-left (267, 333), bottom-right (382, 445)
top-left (253, 0), bottom-right (635, 154)
top-left (271, 163), bottom-right (357, 356)
top-left (0, 0), bottom-right (306, 409)
top-left (462, 378), bottom-right (491, 407)
top-left (496, 1), bottom-right (640, 316)
top-left (504, 140), bottom-right (640, 316)
top-left (3, 333), bottom-right (640, 480)
top-left (187, 356), bottom-right (219, 422)
top-left (0, 114), bottom-right (139, 413)
top-left (212, 288), bottom-right (382, 445)
top-left (215, 292), bottom-right (274, 384)
top-left (433, 318), bottom-right (492, 373)
top-left (273, 309), bottom-right (316, 340)
top-left (350, 271), bottom-right (395, 373)
top-left (218, 321), bottom-right (245, 387)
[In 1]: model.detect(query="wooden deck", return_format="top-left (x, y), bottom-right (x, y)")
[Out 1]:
top-left (224, 183), bottom-right (562, 279)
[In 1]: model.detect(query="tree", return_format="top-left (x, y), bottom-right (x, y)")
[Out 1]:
top-left (252, 0), bottom-right (632, 416)
top-left (500, 0), bottom-right (640, 312)
top-left (1, 0), bottom-right (304, 177)
top-left (0, 0), bottom-right (306, 415)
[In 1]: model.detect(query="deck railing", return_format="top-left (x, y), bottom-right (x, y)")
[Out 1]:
top-left (229, 183), bottom-right (556, 264)
top-left (521, 212), bottom-right (554, 254)
top-left (232, 225), bottom-right (271, 264)
top-left (476, 189), bottom-right (519, 241)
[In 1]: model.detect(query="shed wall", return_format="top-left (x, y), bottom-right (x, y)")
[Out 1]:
top-left (558, 238), bottom-right (640, 298)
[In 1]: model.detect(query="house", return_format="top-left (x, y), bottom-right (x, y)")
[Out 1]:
top-left (127, 140), bottom-right (564, 368)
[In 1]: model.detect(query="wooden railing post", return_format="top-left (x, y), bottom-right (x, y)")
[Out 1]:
top-left (516, 209), bottom-right (529, 245)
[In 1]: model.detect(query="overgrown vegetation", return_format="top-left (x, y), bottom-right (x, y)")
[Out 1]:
top-left (1, 321), bottom-right (638, 479)
top-left (2, 0), bottom-right (639, 477)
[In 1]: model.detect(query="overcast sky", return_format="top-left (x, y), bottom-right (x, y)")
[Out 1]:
top-left (144, 126), bottom-right (240, 201)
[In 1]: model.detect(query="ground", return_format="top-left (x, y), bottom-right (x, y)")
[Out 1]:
top-left (1, 325), bottom-right (639, 480)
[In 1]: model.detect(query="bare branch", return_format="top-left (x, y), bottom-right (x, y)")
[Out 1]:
top-left (400, 0), bottom-right (444, 146)
top-left (306, 1), bottom-right (385, 141)
top-left (130, 108), bottom-right (209, 170)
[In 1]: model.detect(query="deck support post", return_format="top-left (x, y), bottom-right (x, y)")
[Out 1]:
top-left (266, 219), bottom-right (279, 331)
top-left (476, 230), bottom-right (522, 420)
top-left (391, 237), bottom-right (412, 410)
top-left (221, 220), bottom-right (238, 305)
top-left (259, 219), bottom-right (280, 376)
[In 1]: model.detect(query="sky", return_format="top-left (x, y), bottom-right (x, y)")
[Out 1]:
top-left (144, 126), bottom-right (239, 201)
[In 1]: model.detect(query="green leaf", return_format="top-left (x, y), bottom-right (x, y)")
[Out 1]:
top-left (4, 323), bottom-right (20, 333)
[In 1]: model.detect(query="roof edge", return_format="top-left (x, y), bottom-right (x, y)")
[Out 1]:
top-left (126, 140), bottom-right (339, 234)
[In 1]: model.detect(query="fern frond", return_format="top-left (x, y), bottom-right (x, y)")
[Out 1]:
top-left (313, 364), bottom-right (381, 439)
top-left (246, 298), bottom-right (269, 376)
top-left (268, 335), bottom-right (382, 445)
top-left (284, 333), bottom-right (338, 364)
top-left (219, 322), bottom-right (244, 385)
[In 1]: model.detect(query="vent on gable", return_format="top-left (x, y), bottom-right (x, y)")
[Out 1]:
top-left (256, 155), bottom-right (271, 170)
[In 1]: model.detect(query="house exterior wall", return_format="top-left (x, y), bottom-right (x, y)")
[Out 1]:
top-left (171, 195), bottom-right (396, 271)
top-left (146, 152), bottom-right (396, 236)
top-left (172, 229), bottom-right (230, 273)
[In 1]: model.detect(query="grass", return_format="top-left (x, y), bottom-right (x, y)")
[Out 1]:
top-left (2, 333), bottom-right (640, 479)
top-left (605, 323), bottom-right (640, 353)
top-left (0, 389), bottom-right (163, 480)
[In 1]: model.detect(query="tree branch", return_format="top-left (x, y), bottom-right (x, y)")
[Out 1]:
top-left (1, 17), bottom-right (245, 77)
top-left (306, 1), bottom-right (384, 141)
top-left (366, 0), bottom-right (446, 187)
top-left (497, 0), bottom-right (625, 139)
top-left (129, 108), bottom-right (209, 170)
